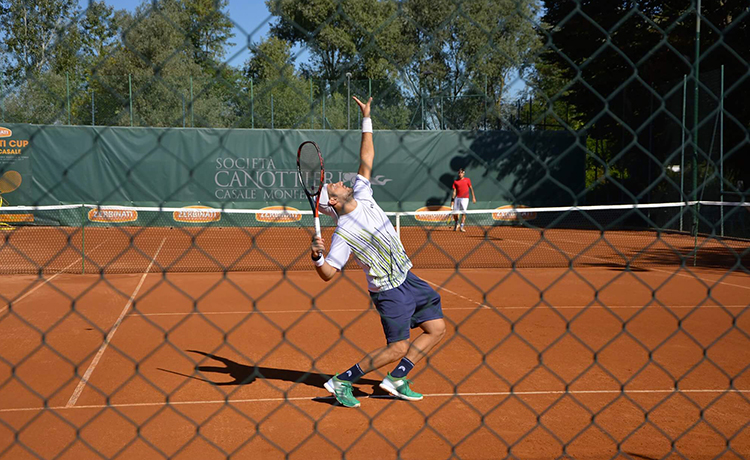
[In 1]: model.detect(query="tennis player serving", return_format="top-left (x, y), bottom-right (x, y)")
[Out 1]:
top-left (311, 96), bottom-right (446, 408)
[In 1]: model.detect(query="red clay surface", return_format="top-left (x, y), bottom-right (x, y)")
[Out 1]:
top-left (1, 257), bottom-right (749, 459)
top-left (1, 224), bottom-right (748, 274)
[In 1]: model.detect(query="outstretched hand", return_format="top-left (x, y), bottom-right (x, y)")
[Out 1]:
top-left (352, 96), bottom-right (372, 118)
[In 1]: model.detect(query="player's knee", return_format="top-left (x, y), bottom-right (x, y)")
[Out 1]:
top-left (432, 319), bottom-right (447, 340)
top-left (421, 318), bottom-right (446, 340)
top-left (389, 340), bottom-right (409, 359)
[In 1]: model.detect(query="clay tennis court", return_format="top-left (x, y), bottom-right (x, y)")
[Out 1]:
top-left (1, 222), bottom-right (748, 459)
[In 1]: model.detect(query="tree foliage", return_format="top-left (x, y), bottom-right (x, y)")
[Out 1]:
top-left (242, 36), bottom-right (310, 129)
top-left (538, 0), bottom-right (750, 202)
top-left (0, 0), bottom-right (79, 81)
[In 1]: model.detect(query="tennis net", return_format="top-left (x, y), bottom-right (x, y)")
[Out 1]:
top-left (0, 202), bottom-right (747, 274)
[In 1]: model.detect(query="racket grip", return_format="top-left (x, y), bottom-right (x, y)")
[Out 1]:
top-left (314, 216), bottom-right (321, 237)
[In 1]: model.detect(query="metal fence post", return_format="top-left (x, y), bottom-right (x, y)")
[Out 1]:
top-left (0, 73), bottom-right (4, 123)
top-left (190, 75), bottom-right (194, 127)
top-left (720, 64), bottom-right (724, 237)
top-left (66, 72), bottom-right (71, 124)
top-left (692, 0), bottom-right (701, 262)
top-left (346, 73), bottom-right (351, 129)
top-left (129, 74), bottom-right (134, 127)
top-left (681, 74), bottom-right (687, 232)
top-left (484, 75), bottom-right (488, 130)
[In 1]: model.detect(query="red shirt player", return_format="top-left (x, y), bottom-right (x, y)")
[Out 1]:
top-left (451, 168), bottom-right (476, 232)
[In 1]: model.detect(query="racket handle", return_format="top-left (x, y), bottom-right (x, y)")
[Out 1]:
top-left (314, 216), bottom-right (321, 237)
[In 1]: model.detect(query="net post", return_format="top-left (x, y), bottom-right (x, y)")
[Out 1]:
top-left (81, 204), bottom-right (86, 275)
top-left (396, 213), bottom-right (401, 239)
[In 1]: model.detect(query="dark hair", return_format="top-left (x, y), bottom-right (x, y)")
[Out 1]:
top-left (458, 168), bottom-right (465, 173)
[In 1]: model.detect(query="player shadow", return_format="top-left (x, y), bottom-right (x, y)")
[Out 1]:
top-left (157, 350), bottom-right (385, 399)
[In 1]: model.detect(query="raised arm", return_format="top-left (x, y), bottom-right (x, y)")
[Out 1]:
top-left (353, 96), bottom-right (373, 181)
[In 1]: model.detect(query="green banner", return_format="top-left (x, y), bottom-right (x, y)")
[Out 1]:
top-left (5, 124), bottom-right (584, 211)
top-left (0, 125), bottom-right (32, 206)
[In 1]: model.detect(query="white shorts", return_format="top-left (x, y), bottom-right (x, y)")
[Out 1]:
top-left (452, 198), bottom-right (469, 214)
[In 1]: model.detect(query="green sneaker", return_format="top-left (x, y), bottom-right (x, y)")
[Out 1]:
top-left (379, 373), bottom-right (423, 401)
top-left (324, 375), bottom-right (361, 408)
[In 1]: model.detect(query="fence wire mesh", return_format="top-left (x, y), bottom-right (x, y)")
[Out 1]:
top-left (0, 0), bottom-right (749, 459)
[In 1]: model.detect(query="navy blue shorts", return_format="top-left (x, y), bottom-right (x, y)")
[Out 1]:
top-left (369, 271), bottom-right (444, 343)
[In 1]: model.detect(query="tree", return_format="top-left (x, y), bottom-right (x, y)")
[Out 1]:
top-left (401, 0), bottom-right (542, 129)
top-left (0, 0), bottom-right (79, 83)
top-left (79, 1), bottom-right (121, 65)
top-left (182, 0), bottom-right (234, 67)
top-left (242, 36), bottom-right (311, 128)
top-left (266, 0), bottom-right (541, 130)
top-left (88, 0), bottom-right (234, 127)
top-left (267, 0), bottom-right (410, 81)
top-left (538, 0), bottom-right (750, 202)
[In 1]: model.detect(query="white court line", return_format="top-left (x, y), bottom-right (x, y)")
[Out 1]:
top-left (3, 388), bottom-right (749, 414)
top-left (501, 236), bottom-right (750, 291)
top-left (66, 238), bottom-right (166, 408)
top-left (126, 303), bottom-right (748, 318)
top-left (0, 242), bottom-right (106, 316)
top-left (422, 280), bottom-right (747, 314)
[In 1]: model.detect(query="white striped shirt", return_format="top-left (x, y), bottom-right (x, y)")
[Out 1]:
top-left (325, 175), bottom-right (412, 292)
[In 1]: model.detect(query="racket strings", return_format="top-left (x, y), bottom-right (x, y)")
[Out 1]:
top-left (299, 145), bottom-right (322, 195)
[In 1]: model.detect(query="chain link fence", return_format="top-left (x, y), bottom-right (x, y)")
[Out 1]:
top-left (0, 0), bottom-right (749, 459)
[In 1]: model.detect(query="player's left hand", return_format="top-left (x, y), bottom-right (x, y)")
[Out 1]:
top-left (353, 96), bottom-right (372, 118)
top-left (311, 235), bottom-right (325, 258)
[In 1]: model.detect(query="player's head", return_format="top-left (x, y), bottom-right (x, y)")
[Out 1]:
top-left (318, 181), bottom-right (353, 217)
top-left (458, 168), bottom-right (465, 178)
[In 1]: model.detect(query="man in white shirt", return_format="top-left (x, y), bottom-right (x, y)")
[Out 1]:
top-left (310, 96), bottom-right (446, 408)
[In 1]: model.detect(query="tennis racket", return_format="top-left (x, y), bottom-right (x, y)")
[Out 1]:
top-left (297, 141), bottom-right (324, 237)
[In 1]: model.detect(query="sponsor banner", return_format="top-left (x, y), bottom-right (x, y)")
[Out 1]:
top-left (256, 206), bottom-right (302, 223)
top-left (0, 213), bottom-right (34, 223)
top-left (0, 127), bottom-right (27, 154)
top-left (88, 208), bottom-right (138, 223)
top-left (414, 206), bottom-right (452, 222)
top-left (173, 206), bottom-right (221, 223)
top-left (492, 205), bottom-right (537, 222)
top-left (0, 127), bottom-right (31, 205)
